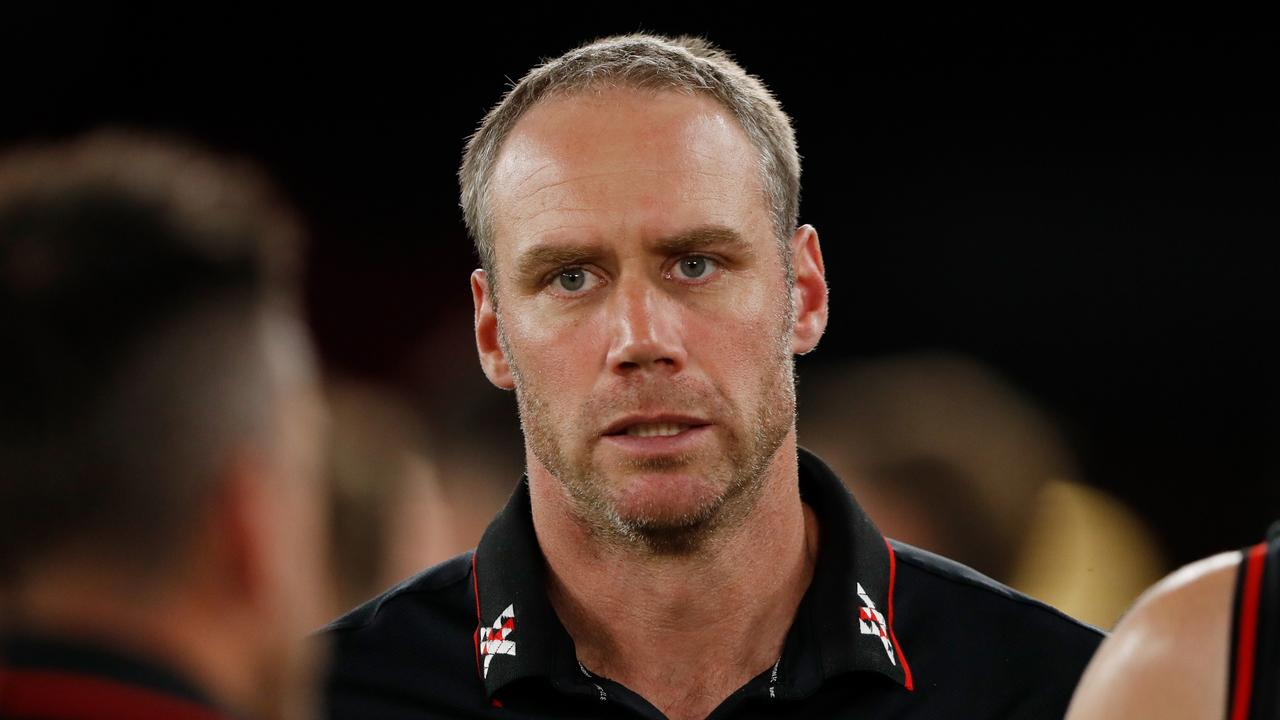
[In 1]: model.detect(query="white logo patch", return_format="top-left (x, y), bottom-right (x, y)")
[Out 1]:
top-left (856, 583), bottom-right (896, 665)
top-left (479, 603), bottom-right (516, 678)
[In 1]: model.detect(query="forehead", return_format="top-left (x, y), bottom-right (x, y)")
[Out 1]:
top-left (488, 88), bottom-right (769, 261)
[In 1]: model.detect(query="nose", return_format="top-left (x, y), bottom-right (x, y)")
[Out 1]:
top-left (604, 278), bottom-right (687, 376)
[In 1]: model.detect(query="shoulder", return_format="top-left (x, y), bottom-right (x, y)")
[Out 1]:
top-left (325, 550), bottom-right (474, 635)
top-left (322, 551), bottom-right (484, 717)
top-left (892, 540), bottom-right (1104, 645)
top-left (1064, 551), bottom-right (1241, 720)
top-left (889, 541), bottom-right (1106, 716)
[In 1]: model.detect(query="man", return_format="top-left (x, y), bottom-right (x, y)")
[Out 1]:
top-left (0, 133), bottom-right (330, 719)
top-left (324, 34), bottom-right (1102, 719)
top-left (1066, 527), bottom-right (1279, 719)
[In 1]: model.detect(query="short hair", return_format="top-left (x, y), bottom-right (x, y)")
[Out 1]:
top-left (0, 131), bottom-right (306, 581)
top-left (459, 34), bottom-right (801, 280)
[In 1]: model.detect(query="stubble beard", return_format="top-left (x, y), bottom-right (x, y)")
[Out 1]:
top-left (502, 319), bottom-right (796, 558)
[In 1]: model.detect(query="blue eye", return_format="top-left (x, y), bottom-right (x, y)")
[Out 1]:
top-left (676, 256), bottom-right (717, 279)
top-left (548, 266), bottom-right (602, 295)
top-left (558, 268), bottom-right (586, 291)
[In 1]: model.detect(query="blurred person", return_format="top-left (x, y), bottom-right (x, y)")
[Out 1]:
top-left (799, 353), bottom-right (1165, 628)
top-left (324, 377), bottom-right (523, 615)
top-left (326, 321), bottom-right (524, 602)
top-left (325, 380), bottom-right (454, 615)
top-left (0, 132), bottom-right (330, 719)
top-left (421, 363), bottom-right (528, 550)
top-left (404, 340), bottom-right (531, 560)
top-left (1066, 525), bottom-right (1279, 719)
top-left (324, 34), bottom-right (1103, 719)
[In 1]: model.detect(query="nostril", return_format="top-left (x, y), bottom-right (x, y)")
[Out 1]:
top-left (611, 355), bottom-right (679, 374)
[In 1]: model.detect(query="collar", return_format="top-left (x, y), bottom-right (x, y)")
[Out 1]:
top-left (471, 447), bottom-right (914, 701)
top-left (0, 632), bottom-right (234, 720)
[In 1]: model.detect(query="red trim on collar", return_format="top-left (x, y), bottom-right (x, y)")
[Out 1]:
top-left (884, 538), bottom-right (915, 691)
top-left (0, 669), bottom-right (227, 720)
top-left (1229, 541), bottom-right (1267, 720)
top-left (472, 552), bottom-right (483, 680)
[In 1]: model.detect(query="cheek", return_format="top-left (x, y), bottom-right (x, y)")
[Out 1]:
top-left (694, 325), bottom-right (778, 402)
top-left (503, 307), bottom-right (609, 392)
top-left (685, 280), bottom-right (788, 370)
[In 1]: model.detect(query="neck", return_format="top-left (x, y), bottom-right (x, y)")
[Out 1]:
top-left (530, 435), bottom-right (819, 720)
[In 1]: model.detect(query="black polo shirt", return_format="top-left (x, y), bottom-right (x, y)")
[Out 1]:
top-left (323, 449), bottom-right (1103, 718)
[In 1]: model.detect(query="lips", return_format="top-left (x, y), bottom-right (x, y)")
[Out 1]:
top-left (602, 415), bottom-right (710, 437)
top-left (622, 422), bottom-right (691, 438)
top-left (599, 418), bottom-right (714, 457)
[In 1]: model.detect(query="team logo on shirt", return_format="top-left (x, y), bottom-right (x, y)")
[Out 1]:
top-left (856, 583), bottom-right (896, 665)
top-left (479, 604), bottom-right (517, 678)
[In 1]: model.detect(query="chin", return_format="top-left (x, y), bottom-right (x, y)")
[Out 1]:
top-left (613, 466), bottom-right (724, 515)
top-left (618, 516), bottom-right (720, 556)
top-left (604, 470), bottom-right (731, 553)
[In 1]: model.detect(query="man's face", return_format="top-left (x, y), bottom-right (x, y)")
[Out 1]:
top-left (477, 88), bottom-right (816, 552)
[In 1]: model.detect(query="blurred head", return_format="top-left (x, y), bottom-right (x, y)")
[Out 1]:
top-left (0, 132), bottom-right (329, 719)
top-left (324, 380), bottom-right (450, 614)
top-left (461, 36), bottom-right (828, 554)
top-left (799, 354), bottom-right (1074, 579)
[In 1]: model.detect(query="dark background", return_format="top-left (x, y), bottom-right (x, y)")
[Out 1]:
top-left (4, 10), bottom-right (1276, 569)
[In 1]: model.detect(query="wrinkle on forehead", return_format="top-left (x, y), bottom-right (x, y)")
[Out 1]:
top-left (513, 170), bottom-right (663, 204)
top-left (489, 90), bottom-right (763, 247)
top-left (511, 170), bottom-right (740, 222)
top-left (497, 94), bottom-right (754, 179)
top-left (510, 160), bottom-right (556, 190)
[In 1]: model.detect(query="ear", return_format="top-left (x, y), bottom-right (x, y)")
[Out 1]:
top-left (472, 270), bottom-right (515, 390)
top-left (789, 224), bottom-right (828, 355)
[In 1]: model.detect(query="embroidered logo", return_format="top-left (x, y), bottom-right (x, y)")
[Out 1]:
top-left (856, 583), bottom-right (896, 665)
top-left (479, 604), bottom-right (516, 678)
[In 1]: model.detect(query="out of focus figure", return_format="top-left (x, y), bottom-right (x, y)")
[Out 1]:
top-left (1066, 526), bottom-right (1279, 719)
top-left (0, 133), bottom-right (330, 719)
top-left (799, 353), bottom-right (1165, 628)
top-left (414, 368), bottom-right (525, 556)
top-left (324, 375), bottom-right (519, 615)
top-left (325, 381), bottom-right (447, 614)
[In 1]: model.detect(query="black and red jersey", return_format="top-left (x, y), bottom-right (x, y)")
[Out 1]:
top-left (323, 448), bottom-right (1103, 718)
top-left (0, 633), bottom-right (232, 720)
top-left (1230, 524), bottom-right (1280, 720)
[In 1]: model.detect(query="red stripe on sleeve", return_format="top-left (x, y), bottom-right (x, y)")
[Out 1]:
top-left (1229, 542), bottom-right (1268, 720)
top-left (884, 538), bottom-right (915, 691)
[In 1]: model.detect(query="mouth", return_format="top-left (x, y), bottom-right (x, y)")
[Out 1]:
top-left (602, 415), bottom-right (711, 438)
top-left (617, 422), bottom-right (695, 438)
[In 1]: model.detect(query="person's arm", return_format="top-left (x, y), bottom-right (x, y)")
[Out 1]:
top-left (1066, 551), bottom-right (1240, 720)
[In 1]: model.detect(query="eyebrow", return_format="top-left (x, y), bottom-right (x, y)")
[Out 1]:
top-left (512, 225), bottom-right (755, 283)
top-left (514, 244), bottom-right (604, 284)
top-left (652, 225), bottom-right (749, 255)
